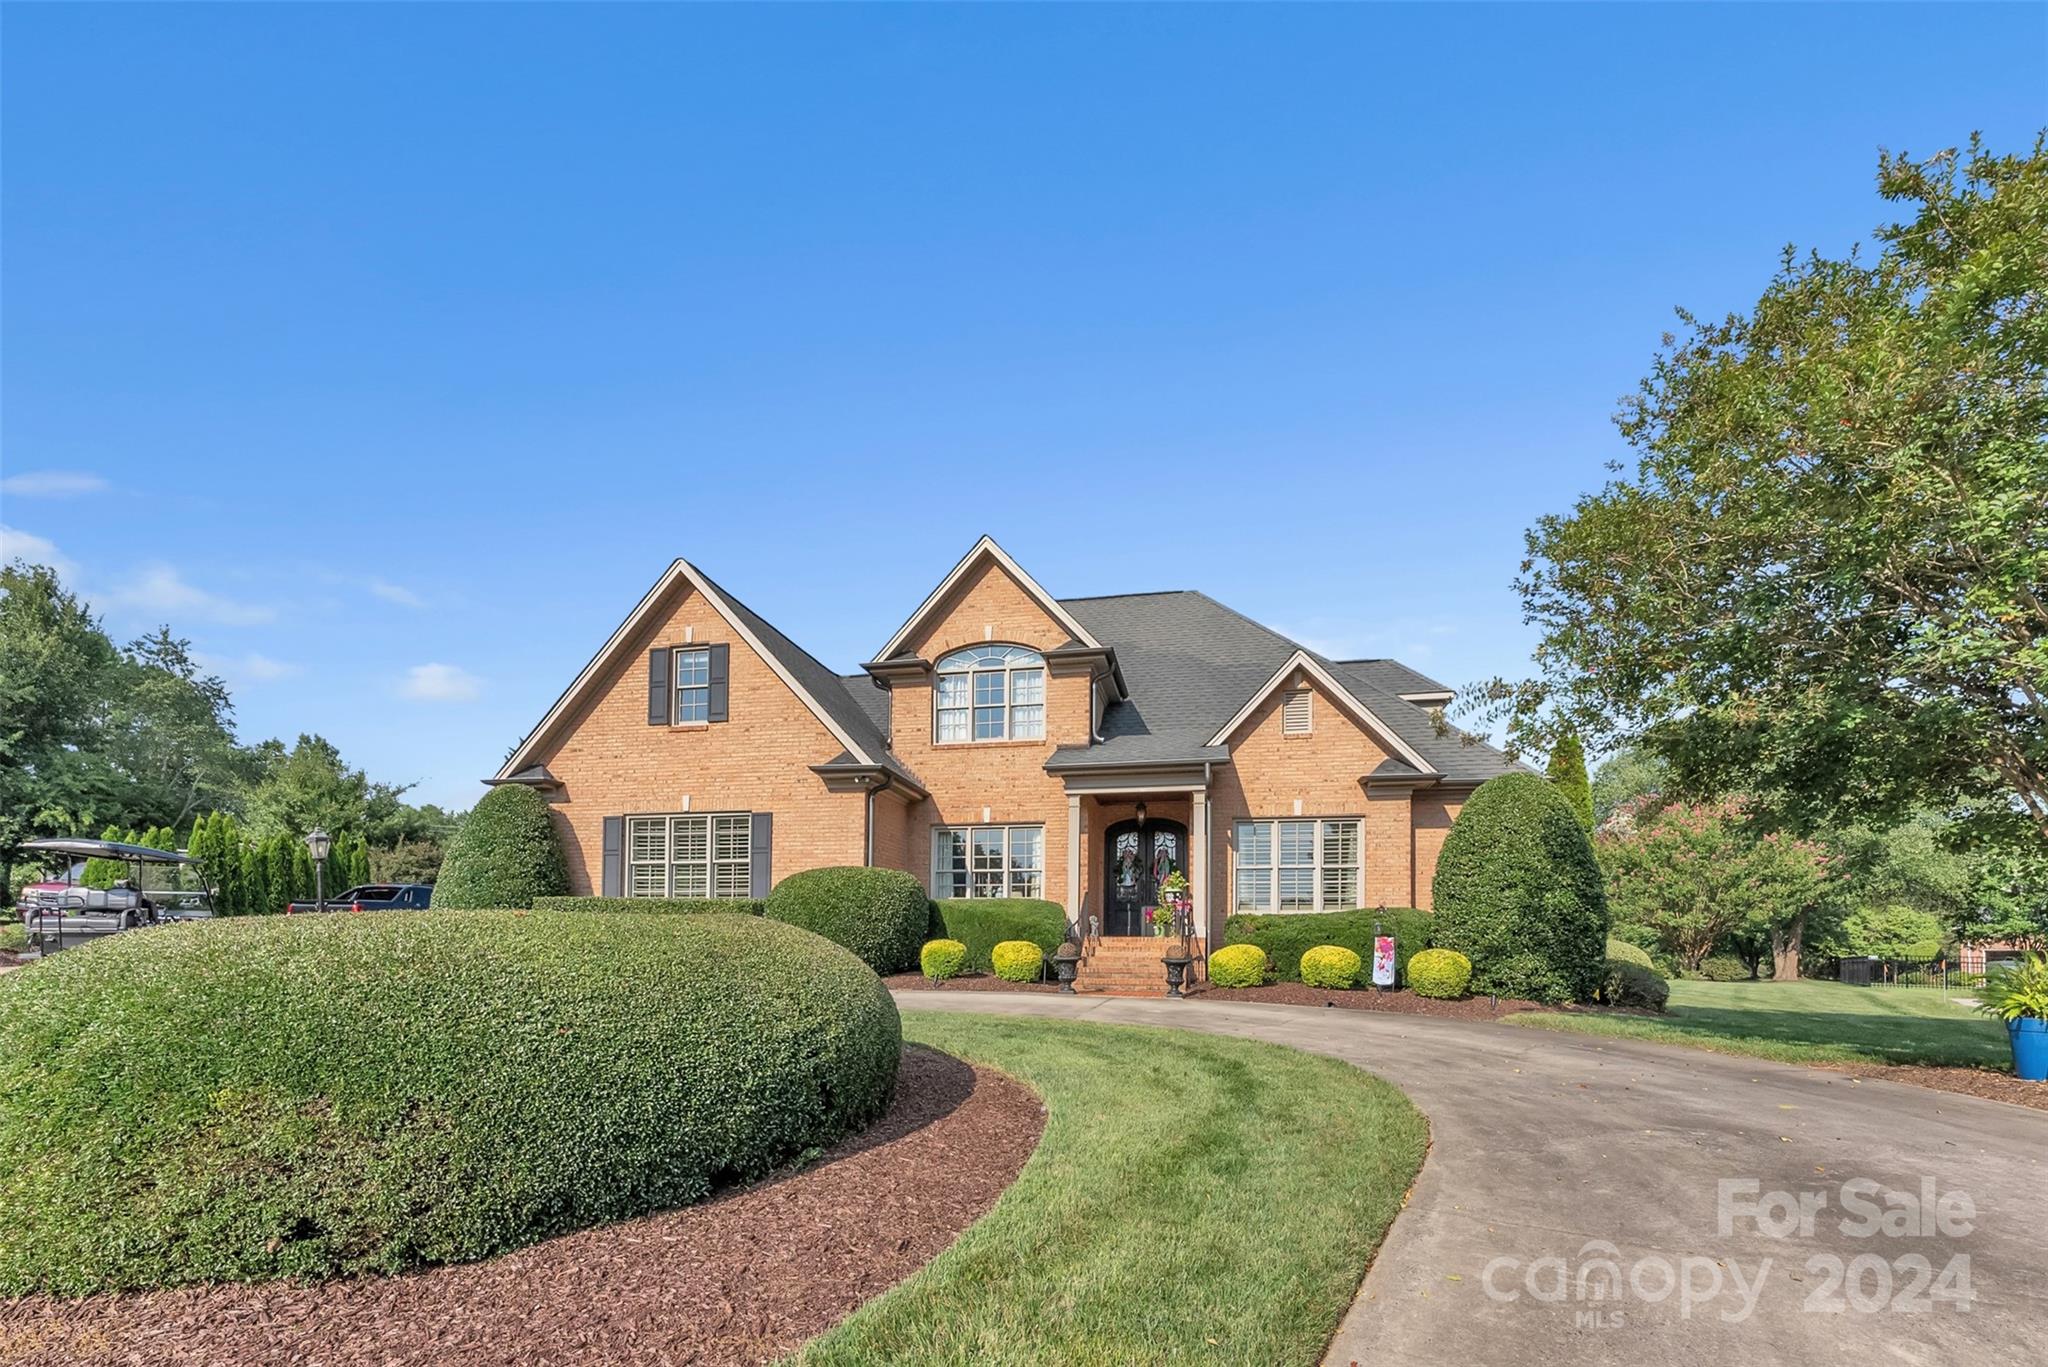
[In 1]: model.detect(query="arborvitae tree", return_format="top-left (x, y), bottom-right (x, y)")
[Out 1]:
top-left (82, 825), bottom-right (127, 889)
top-left (241, 840), bottom-right (270, 917)
top-left (267, 833), bottom-right (295, 910)
top-left (1546, 732), bottom-right (1596, 832)
top-left (291, 841), bottom-right (316, 903)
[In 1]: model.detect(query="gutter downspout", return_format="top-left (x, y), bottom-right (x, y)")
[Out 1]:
top-left (864, 782), bottom-right (875, 866)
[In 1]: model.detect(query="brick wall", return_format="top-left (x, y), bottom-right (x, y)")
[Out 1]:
top-left (883, 559), bottom-right (1081, 903)
top-left (531, 580), bottom-right (866, 894)
top-left (1209, 669), bottom-right (1419, 916)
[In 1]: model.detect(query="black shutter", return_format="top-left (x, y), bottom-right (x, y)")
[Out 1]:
top-left (707, 643), bottom-right (730, 723)
top-left (602, 816), bottom-right (624, 896)
top-left (749, 811), bottom-right (772, 898)
top-left (647, 648), bottom-right (671, 726)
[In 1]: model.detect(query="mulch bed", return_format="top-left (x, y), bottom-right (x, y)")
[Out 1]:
top-left (0, 1046), bottom-right (1044, 1367)
top-left (885, 971), bottom-right (1063, 994)
top-left (1194, 982), bottom-right (1546, 1019)
top-left (1809, 1061), bottom-right (2048, 1114)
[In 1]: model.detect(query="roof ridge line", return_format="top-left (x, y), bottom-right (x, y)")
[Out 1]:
top-left (1057, 588), bottom-right (1197, 603)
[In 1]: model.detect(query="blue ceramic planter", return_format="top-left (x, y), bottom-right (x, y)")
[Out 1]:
top-left (2008, 1016), bottom-right (2048, 1082)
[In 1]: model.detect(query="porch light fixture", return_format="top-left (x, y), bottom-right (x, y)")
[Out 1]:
top-left (1136, 802), bottom-right (1147, 828)
top-left (305, 827), bottom-right (332, 915)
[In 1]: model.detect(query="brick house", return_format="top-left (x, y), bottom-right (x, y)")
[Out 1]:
top-left (491, 537), bottom-right (1523, 949)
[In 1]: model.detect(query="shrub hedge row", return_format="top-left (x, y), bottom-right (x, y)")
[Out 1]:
top-left (532, 895), bottom-right (766, 917)
top-left (1221, 907), bottom-right (1434, 985)
top-left (765, 867), bottom-right (928, 974)
top-left (0, 911), bottom-right (900, 1295)
top-left (931, 898), bottom-right (1068, 973)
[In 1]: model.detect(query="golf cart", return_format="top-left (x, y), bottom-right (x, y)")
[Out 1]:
top-left (14, 837), bottom-right (217, 958)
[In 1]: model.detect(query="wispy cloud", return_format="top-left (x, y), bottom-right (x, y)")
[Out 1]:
top-left (0, 470), bottom-right (110, 498)
top-left (198, 651), bottom-right (303, 685)
top-left (400, 662), bottom-right (481, 702)
top-left (111, 564), bottom-right (276, 626)
top-left (368, 578), bottom-right (426, 609)
top-left (0, 524), bottom-right (79, 579)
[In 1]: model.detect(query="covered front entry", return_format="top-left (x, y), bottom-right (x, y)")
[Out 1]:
top-left (1101, 817), bottom-right (1187, 936)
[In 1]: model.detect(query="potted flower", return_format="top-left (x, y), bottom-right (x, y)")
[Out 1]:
top-left (1977, 952), bottom-right (2048, 1082)
top-left (1154, 870), bottom-right (1193, 996)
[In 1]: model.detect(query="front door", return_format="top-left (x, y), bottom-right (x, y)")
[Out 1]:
top-left (1102, 818), bottom-right (1187, 936)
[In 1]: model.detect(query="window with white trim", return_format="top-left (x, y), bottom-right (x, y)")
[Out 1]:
top-left (932, 824), bottom-right (1045, 898)
top-left (673, 648), bottom-right (711, 724)
top-left (1233, 818), bottom-right (1361, 912)
top-left (626, 813), bottom-right (752, 898)
top-left (933, 646), bottom-right (1045, 742)
top-left (1282, 688), bottom-right (1313, 735)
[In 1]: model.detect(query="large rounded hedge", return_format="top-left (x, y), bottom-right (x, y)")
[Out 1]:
top-left (0, 911), bottom-right (899, 1294)
top-left (766, 866), bottom-right (928, 974)
top-left (1431, 773), bottom-right (1610, 1003)
top-left (432, 783), bottom-right (570, 909)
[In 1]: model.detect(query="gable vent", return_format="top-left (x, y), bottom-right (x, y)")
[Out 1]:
top-left (1282, 689), bottom-right (1313, 735)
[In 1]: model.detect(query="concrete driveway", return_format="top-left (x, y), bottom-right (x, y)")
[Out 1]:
top-left (898, 992), bottom-right (2047, 1367)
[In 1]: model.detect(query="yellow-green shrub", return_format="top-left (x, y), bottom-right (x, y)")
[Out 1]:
top-left (921, 938), bottom-right (968, 981)
top-left (1605, 937), bottom-right (1656, 972)
top-left (1209, 943), bottom-right (1267, 988)
top-left (1299, 944), bottom-right (1362, 990)
top-left (1407, 948), bottom-right (1473, 999)
top-left (991, 940), bottom-right (1044, 983)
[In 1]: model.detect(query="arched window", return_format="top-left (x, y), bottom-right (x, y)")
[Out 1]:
top-left (933, 645), bottom-right (1045, 742)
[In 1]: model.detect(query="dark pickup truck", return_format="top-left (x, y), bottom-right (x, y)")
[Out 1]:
top-left (286, 884), bottom-right (432, 914)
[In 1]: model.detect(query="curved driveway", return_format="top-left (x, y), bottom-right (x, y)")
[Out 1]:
top-left (897, 992), bottom-right (2046, 1367)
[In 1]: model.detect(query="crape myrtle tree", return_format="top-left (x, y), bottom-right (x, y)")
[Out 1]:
top-left (1466, 138), bottom-right (2048, 857)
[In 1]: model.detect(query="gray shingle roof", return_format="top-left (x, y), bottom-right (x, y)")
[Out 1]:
top-left (1054, 590), bottom-right (1526, 783)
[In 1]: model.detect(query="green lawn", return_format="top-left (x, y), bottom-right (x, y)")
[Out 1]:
top-left (795, 1013), bottom-right (1427, 1367)
top-left (1508, 977), bottom-right (2010, 1070)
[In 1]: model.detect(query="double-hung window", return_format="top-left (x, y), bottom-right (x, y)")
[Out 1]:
top-left (933, 824), bottom-right (1045, 898)
top-left (625, 813), bottom-right (752, 898)
top-left (673, 648), bottom-right (711, 724)
top-left (933, 646), bottom-right (1046, 742)
top-left (1233, 818), bottom-right (1362, 912)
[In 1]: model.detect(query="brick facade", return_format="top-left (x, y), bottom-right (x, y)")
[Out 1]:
top-left (504, 544), bottom-right (1497, 926)
top-left (528, 580), bottom-right (866, 895)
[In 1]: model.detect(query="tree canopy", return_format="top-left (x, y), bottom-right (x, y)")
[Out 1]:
top-left (1477, 137), bottom-right (2048, 849)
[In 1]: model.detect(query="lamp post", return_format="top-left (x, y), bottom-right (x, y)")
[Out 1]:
top-left (306, 827), bottom-right (332, 915)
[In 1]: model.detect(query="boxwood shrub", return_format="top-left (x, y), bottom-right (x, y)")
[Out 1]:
top-left (1299, 944), bottom-right (1363, 990)
top-left (533, 895), bottom-right (765, 917)
top-left (765, 866), bottom-right (928, 974)
top-left (1222, 907), bottom-right (1434, 985)
top-left (431, 784), bottom-right (570, 910)
top-left (921, 938), bottom-right (968, 981)
top-left (1602, 960), bottom-right (1670, 1011)
top-left (1605, 937), bottom-right (1656, 972)
top-left (1699, 954), bottom-right (1752, 982)
top-left (1208, 943), bottom-right (1268, 988)
top-left (0, 911), bottom-right (899, 1295)
top-left (1432, 773), bottom-right (1610, 1003)
top-left (991, 940), bottom-right (1045, 983)
top-left (1407, 948), bottom-right (1473, 999)
top-left (932, 898), bottom-right (1067, 973)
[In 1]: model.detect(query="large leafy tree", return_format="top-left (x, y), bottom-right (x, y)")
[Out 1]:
top-left (242, 734), bottom-right (415, 841)
top-left (1599, 801), bottom-right (1835, 976)
top-left (1481, 137), bottom-right (2048, 846)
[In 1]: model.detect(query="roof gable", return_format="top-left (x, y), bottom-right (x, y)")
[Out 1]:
top-left (1203, 650), bottom-right (1437, 772)
top-left (872, 536), bottom-right (1102, 662)
top-left (496, 559), bottom-right (892, 782)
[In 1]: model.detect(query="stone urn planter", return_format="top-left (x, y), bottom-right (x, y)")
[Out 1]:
top-left (1052, 939), bottom-right (1082, 994)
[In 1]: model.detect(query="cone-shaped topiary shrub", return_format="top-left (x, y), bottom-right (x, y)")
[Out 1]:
top-left (1432, 773), bottom-right (1610, 1003)
top-left (431, 784), bottom-right (569, 910)
top-left (1299, 944), bottom-right (1363, 989)
top-left (921, 938), bottom-right (968, 981)
top-left (0, 911), bottom-right (899, 1294)
top-left (991, 940), bottom-right (1044, 983)
top-left (766, 866), bottom-right (928, 974)
top-left (1406, 948), bottom-right (1473, 999)
top-left (1208, 943), bottom-right (1268, 988)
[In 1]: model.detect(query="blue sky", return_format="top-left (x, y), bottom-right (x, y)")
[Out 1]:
top-left (4, 4), bottom-right (2043, 810)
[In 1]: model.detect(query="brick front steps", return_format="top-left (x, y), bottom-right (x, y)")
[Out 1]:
top-left (1073, 935), bottom-right (1206, 997)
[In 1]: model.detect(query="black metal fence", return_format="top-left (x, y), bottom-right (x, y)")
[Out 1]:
top-left (1829, 956), bottom-right (1984, 990)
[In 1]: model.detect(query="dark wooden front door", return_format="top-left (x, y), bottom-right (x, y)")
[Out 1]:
top-left (1102, 818), bottom-right (1187, 936)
